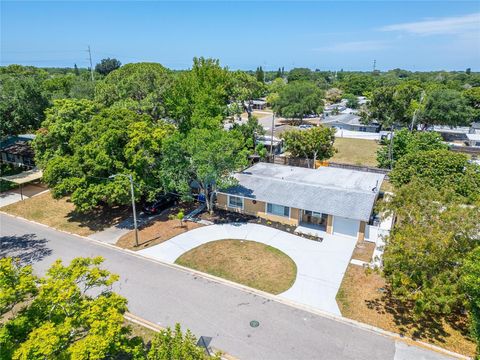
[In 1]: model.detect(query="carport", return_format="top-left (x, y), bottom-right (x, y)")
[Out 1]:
top-left (1, 168), bottom-right (43, 201)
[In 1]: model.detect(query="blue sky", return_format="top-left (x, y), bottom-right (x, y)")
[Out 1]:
top-left (1, 1), bottom-right (479, 71)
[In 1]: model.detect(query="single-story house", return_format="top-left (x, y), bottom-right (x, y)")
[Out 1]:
top-left (467, 133), bottom-right (480, 147)
top-left (245, 99), bottom-right (267, 110)
top-left (216, 163), bottom-right (384, 240)
top-left (432, 125), bottom-right (470, 141)
top-left (321, 113), bottom-right (380, 133)
top-left (470, 122), bottom-right (480, 134)
top-left (0, 134), bottom-right (36, 167)
top-left (256, 135), bottom-right (284, 155)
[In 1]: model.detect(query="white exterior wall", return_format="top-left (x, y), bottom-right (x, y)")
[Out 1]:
top-left (332, 216), bottom-right (360, 238)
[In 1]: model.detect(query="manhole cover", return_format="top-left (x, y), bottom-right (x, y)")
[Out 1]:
top-left (250, 320), bottom-right (259, 328)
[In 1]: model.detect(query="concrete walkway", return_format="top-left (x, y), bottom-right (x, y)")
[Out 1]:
top-left (139, 222), bottom-right (357, 315)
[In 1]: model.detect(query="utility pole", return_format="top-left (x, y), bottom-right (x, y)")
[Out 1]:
top-left (109, 174), bottom-right (139, 247)
top-left (410, 90), bottom-right (426, 131)
top-left (373, 59), bottom-right (376, 72)
top-left (270, 113), bottom-right (275, 160)
top-left (87, 45), bottom-right (94, 81)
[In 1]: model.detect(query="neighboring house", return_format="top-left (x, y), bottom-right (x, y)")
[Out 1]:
top-left (323, 102), bottom-right (347, 116)
top-left (466, 133), bottom-right (480, 147)
top-left (321, 113), bottom-right (380, 132)
top-left (256, 135), bottom-right (284, 155)
top-left (216, 162), bottom-right (384, 240)
top-left (432, 125), bottom-right (470, 141)
top-left (470, 122), bottom-right (480, 134)
top-left (0, 134), bottom-right (36, 167)
top-left (245, 99), bottom-right (267, 110)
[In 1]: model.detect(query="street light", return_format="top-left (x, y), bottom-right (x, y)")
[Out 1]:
top-left (109, 173), bottom-right (139, 247)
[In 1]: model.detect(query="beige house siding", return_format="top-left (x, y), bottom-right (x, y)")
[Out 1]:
top-left (216, 193), bottom-right (300, 226)
top-left (217, 193), bottom-right (366, 240)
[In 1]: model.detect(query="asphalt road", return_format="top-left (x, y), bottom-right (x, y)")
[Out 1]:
top-left (0, 213), bottom-right (457, 360)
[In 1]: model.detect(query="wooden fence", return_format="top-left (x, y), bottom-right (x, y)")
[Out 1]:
top-left (263, 156), bottom-right (390, 176)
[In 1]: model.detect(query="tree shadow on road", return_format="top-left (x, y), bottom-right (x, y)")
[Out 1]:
top-left (0, 233), bottom-right (52, 265)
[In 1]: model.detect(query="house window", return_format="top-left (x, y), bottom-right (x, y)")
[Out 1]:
top-left (6, 153), bottom-right (15, 162)
top-left (305, 210), bottom-right (322, 218)
top-left (266, 203), bottom-right (290, 217)
top-left (228, 195), bottom-right (243, 209)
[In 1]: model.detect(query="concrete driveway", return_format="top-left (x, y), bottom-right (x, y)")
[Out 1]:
top-left (139, 222), bottom-right (357, 315)
top-left (0, 183), bottom-right (49, 207)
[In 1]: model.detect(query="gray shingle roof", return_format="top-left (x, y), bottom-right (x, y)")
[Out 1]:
top-left (220, 163), bottom-right (384, 221)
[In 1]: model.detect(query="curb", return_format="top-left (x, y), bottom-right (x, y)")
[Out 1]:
top-left (124, 312), bottom-right (238, 360)
top-left (0, 211), bottom-right (471, 360)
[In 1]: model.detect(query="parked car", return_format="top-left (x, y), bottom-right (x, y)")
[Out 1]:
top-left (142, 194), bottom-right (178, 215)
top-left (299, 124), bottom-right (313, 129)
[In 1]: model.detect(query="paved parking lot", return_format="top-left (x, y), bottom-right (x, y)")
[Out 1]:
top-left (139, 222), bottom-right (357, 315)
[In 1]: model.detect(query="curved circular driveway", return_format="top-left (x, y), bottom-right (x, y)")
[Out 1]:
top-left (138, 222), bottom-right (357, 315)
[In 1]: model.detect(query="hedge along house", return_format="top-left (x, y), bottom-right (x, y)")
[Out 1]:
top-left (216, 163), bottom-right (384, 240)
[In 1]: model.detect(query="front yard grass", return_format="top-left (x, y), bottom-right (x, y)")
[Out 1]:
top-left (0, 192), bottom-right (130, 236)
top-left (336, 264), bottom-right (476, 357)
top-left (175, 239), bottom-right (297, 294)
top-left (331, 137), bottom-right (381, 167)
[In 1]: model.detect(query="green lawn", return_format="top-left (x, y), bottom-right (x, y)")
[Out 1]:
top-left (331, 137), bottom-right (381, 167)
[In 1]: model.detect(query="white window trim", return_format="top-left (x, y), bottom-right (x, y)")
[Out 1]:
top-left (265, 202), bottom-right (291, 218)
top-left (227, 195), bottom-right (244, 210)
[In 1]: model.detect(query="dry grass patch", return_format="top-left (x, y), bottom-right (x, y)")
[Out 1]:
top-left (1, 192), bottom-right (129, 236)
top-left (175, 239), bottom-right (297, 294)
top-left (331, 137), bottom-right (381, 167)
top-left (117, 204), bottom-right (203, 250)
top-left (336, 264), bottom-right (476, 357)
top-left (351, 241), bottom-right (375, 263)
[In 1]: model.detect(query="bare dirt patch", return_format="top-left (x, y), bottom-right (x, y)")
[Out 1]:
top-left (336, 264), bottom-right (476, 357)
top-left (175, 239), bottom-right (297, 294)
top-left (116, 203), bottom-right (203, 250)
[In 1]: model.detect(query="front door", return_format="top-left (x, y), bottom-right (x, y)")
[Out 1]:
top-left (302, 210), bottom-right (328, 229)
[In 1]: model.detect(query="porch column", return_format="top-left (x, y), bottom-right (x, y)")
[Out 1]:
top-left (326, 215), bottom-right (333, 234)
top-left (358, 221), bottom-right (366, 241)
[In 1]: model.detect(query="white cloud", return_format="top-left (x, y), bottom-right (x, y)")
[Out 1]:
top-left (313, 40), bottom-right (388, 53)
top-left (380, 12), bottom-right (480, 36)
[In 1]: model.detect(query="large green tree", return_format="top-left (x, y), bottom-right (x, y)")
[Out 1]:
top-left (95, 58), bottom-right (122, 76)
top-left (281, 126), bottom-right (336, 167)
top-left (417, 88), bottom-right (473, 129)
top-left (287, 68), bottom-right (313, 82)
top-left (165, 57), bottom-right (231, 132)
top-left (339, 73), bottom-right (375, 95)
top-left (0, 257), bottom-right (143, 360)
top-left (95, 62), bottom-right (172, 121)
top-left (161, 127), bottom-right (248, 212)
top-left (0, 257), bottom-right (217, 359)
top-left (376, 128), bottom-right (448, 168)
top-left (229, 71), bottom-right (265, 119)
top-left (389, 149), bottom-right (480, 203)
top-left (272, 81), bottom-right (324, 123)
top-left (382, 182), bottom-right (480, 317)
top-left (33, 99), bottom-right (174, 211)
top-left (461, 248), bottom-right (480, 355)
top-left (0, 72), bottom-right (49, 137)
